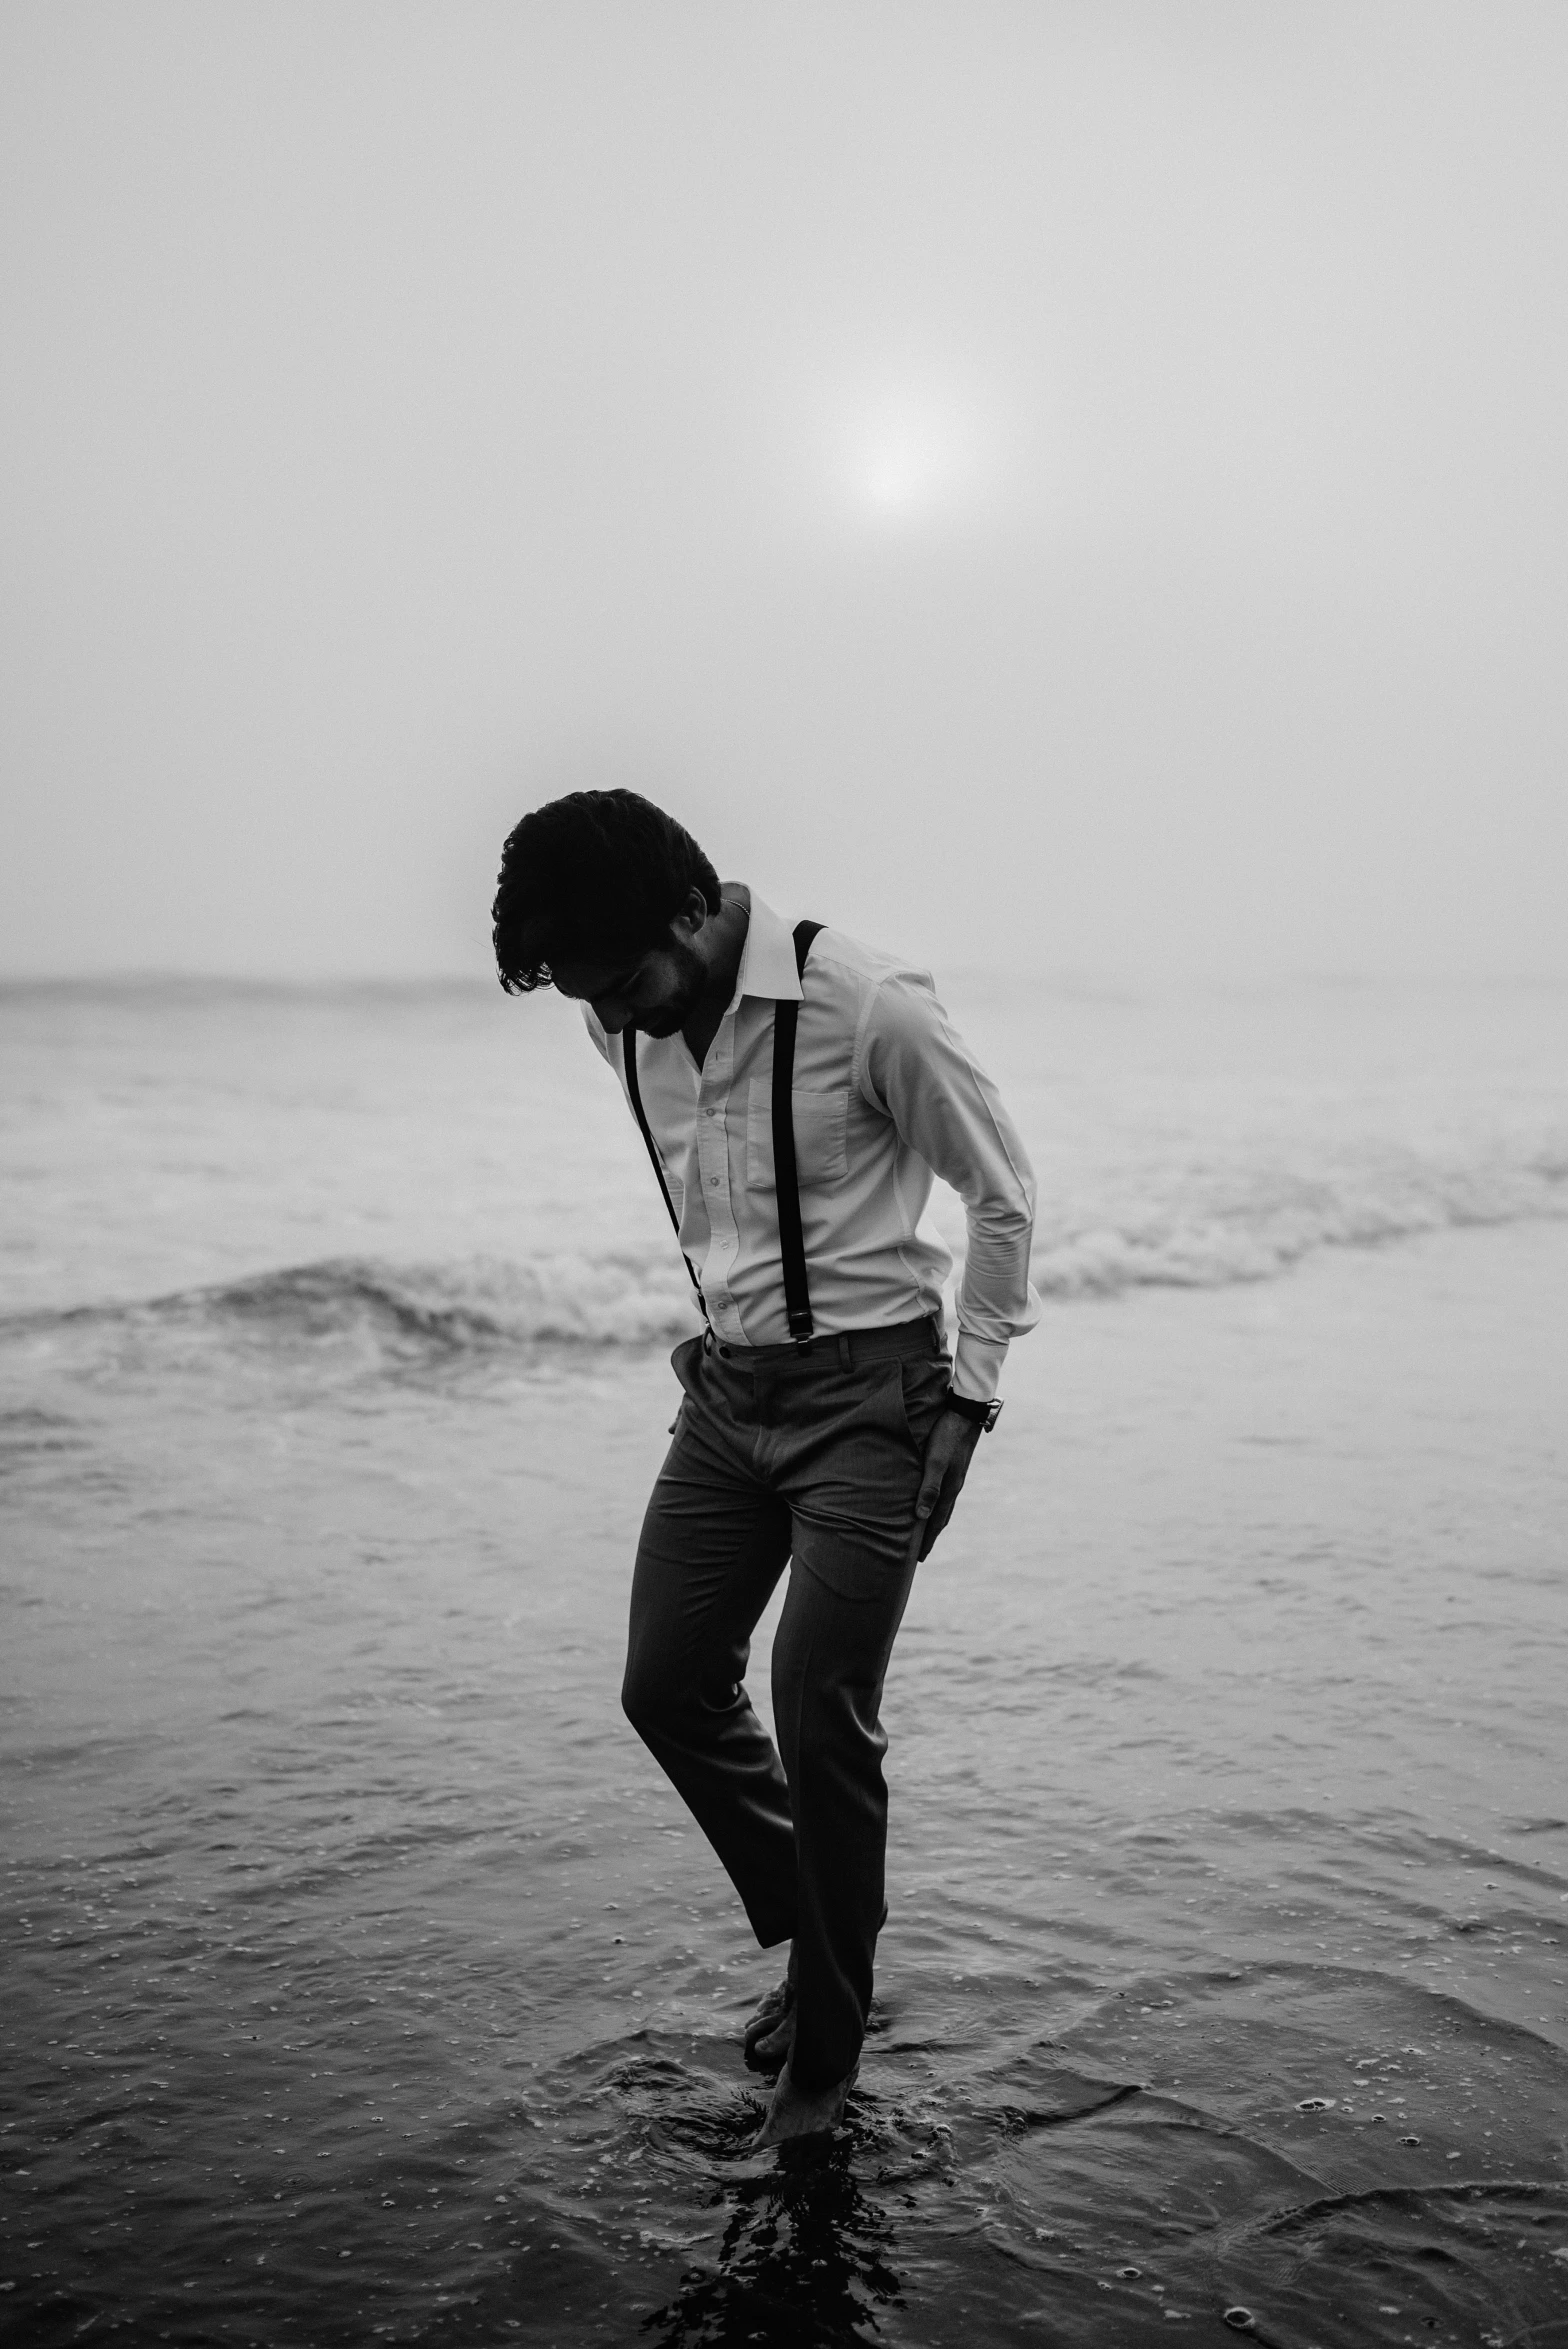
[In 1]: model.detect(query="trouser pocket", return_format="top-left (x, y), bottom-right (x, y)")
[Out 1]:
top-left (897, 1351), bottom-right (953, 1453)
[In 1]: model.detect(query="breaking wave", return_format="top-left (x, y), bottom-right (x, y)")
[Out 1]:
top-left (3, 1137), bottom-right (1564, 1368)
top-left (4, 1251), bottom-right (702, 1361)
top-left (1029, 1140), bottom-right (1568, 1297)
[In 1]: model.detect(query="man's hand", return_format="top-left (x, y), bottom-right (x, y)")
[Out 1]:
top-left (910, 1405), bottom-right (985, 1562)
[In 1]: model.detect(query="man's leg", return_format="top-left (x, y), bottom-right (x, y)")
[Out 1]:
top-left (621, 1372), bottom-right (796, 1950)
top-left (759, 1335), bottom-right (952, 2119)
top-left (767, 1547), bottom-right (918, 2094)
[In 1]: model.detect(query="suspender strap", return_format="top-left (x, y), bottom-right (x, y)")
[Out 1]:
top-left (624, 916), bottom-right (824, 1347)
top-left (623, 1027), bottom-right (711, 1331)
top-left (774, 920), bottom-right (825, 1345)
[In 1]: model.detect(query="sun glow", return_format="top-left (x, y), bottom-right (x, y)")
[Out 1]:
top-left (837, 382), bottom-right (1006, 526)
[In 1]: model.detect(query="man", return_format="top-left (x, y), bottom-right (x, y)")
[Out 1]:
top-left (492, 789), bottom-right (1039, 2146)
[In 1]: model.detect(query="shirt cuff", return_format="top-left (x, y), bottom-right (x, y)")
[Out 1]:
top-left (951, 1332), bottom-right (1007, 1404)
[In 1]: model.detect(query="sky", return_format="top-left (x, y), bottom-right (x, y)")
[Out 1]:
top-left (3, 1), bottom-right (1566, 983)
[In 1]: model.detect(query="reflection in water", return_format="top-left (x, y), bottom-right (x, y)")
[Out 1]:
top-left (643, 2129), bottom-right (903, 2348)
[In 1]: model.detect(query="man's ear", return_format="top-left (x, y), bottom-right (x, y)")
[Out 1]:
top-left (671, 886), bottom-right (713, 943)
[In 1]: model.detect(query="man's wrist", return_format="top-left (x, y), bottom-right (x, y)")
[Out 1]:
top-left (943, 1389), bottom-right (1003, 1432)
top-left (951, 1329), bottom-right (1007, 1403)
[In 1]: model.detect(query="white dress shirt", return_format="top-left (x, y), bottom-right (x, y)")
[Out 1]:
top-left (583, 889), bottom-right (1040, 1400)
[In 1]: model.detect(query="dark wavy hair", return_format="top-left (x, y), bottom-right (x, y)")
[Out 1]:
top-left (491, 790), bottom-right (722, 994)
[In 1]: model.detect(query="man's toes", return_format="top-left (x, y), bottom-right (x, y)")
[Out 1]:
top-left (742, 2001), bottom-right (787, 2055)
top-left (742, 1971), bottom-right (794, 2055)
top-left (751, 2011), bottom-right (796, 2070)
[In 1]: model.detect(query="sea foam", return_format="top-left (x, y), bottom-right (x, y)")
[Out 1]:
top-left (5, 1134), bottom-right (1562, 1370)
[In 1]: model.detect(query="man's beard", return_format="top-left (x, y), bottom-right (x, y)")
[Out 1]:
top-left (631, 940), bottom-right (706, 1037)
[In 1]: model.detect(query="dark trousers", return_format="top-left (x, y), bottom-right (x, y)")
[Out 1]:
top-left (621, 1317), bottom-right (952, 2092)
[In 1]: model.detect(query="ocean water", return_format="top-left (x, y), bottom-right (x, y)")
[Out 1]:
top-left (2, 973), bottom-right (1567, 2347)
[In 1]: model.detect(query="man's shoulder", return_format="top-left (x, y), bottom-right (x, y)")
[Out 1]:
top-left (802, 921), bottom-right (935, 1001)
top-left (801, 926), bottom-right (941, 1052)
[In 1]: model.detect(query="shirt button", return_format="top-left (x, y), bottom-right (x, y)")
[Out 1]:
top-left (708, 1175), bottom-right (720, 1187)
top-left (704, 1107), bottom-right (717, 1117)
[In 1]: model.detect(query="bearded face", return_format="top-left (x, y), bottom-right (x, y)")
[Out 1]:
top-left (549, 934), bottom-right (708, 1036)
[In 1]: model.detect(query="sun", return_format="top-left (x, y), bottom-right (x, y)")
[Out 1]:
top-left (829, 376), bottom-right (1013, 530)
top-left (857, 420), bottom-right (956, 516)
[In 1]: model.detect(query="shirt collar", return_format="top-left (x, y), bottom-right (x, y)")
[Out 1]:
top-left (731, 888), bottom-right (802, 1005)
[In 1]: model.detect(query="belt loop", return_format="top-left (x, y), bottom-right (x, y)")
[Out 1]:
top-left (837, 1332), bottom-right (853, 1372)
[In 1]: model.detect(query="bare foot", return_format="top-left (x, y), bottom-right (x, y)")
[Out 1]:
top-left (751, 2058), bottom-right (858, 2150)
top-left (742, 1946), bottom-right (798, 2072)
top-left (747, 2004), bottom-right (795, 2073)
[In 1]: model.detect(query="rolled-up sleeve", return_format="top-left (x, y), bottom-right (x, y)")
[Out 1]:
top-left (859, 973), bottom-right (1041, 1400)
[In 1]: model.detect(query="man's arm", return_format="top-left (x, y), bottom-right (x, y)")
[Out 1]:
top-left (860, 969), bottom-right (1041, 1557)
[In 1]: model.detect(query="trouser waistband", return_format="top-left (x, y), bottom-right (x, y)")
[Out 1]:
top-left (701, 1314), bottom-right (946, 1371)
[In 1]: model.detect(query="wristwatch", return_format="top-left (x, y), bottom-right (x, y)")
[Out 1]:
top-left (943, 1390), bottom-right (1003, 1432)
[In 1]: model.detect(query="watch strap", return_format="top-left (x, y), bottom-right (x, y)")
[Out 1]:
top-left (944, 1390), bottom-right (1003, 1432)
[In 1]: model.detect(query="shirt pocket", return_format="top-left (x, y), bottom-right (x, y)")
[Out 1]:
top-left (746, 1081), bottom-right (850, 1191)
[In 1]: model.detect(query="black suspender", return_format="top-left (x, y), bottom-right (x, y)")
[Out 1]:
top-left (773, 920), bottom-right (824, 1342)
top-left (623, 1024), bottom-right (711, 1332)
top-left (622, 917), bottom-right (826, 1348)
